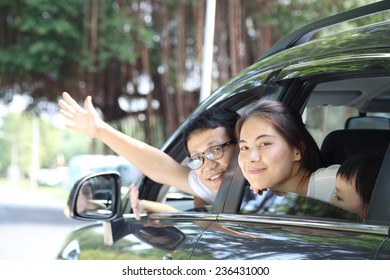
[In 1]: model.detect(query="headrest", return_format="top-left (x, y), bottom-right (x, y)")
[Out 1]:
top-left (345, 116), bottom-right (390, 129)
top-left (321, 129), bottom-right (390, 165)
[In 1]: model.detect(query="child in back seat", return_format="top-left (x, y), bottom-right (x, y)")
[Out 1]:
top-left (331, 155), bottom-right (383, 221)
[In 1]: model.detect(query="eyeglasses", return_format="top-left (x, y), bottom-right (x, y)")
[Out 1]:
top-left (186, 141), bottom-right (234, 170)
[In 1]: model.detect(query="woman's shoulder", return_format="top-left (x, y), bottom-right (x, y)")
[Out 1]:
top-left (307, 164), bottom-right (340, 201)
top-left (312, 164), bottom-right (340, 178)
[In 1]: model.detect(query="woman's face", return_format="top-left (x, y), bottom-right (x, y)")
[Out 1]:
top-left (238, 117), bottom-right (301, 193)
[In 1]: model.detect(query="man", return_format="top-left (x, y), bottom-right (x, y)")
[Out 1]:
top-left (58, 92), bottom-right (239, 206)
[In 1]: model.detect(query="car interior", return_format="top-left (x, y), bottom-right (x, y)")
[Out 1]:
top-left (306, 76), bottom-right (390, 165)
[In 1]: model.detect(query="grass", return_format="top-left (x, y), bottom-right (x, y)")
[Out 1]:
top-left (0, 178), bottom-right (71, 203)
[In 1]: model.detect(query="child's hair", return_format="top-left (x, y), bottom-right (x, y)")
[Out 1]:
top-left (337, 155), bottom-right (383, 205)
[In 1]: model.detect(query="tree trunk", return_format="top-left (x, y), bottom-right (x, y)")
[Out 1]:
top-left (215, 1), bottom-right (229, 84)
top-left (175, 1), bottom-right (186, 123)
top-left (228, 0), bottom-right (237, 76)
top-left (139, 1), bottom-right (154, 145)
top-left (159, 1), bottom-right (176, 137)
top-left (256, 0), bottom-right (273, 57)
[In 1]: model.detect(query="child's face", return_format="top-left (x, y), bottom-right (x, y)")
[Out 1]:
top-left (331, 175), bottom-right (362, 215)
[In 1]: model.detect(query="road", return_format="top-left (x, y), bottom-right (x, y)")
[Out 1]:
top-left (0, 184), bottom-right (89, 260)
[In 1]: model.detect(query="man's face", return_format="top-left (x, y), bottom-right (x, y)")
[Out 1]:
top-left (77, 184), bottom-right (92, 213)
top-left (187, 127), bottom-right (235, 193)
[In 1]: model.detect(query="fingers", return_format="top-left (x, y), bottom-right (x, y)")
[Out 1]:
top-left (84, 95), bottom-right (93, 110)
top-left (130, 183), bottom-right (138, 196)
top-left (60, 93), bottom-right (99, 120)
top-left (62, 92), bottom-right (83, 110)
top-left (58, 99), bottom-right (79, 129)
top-left (58, 109), bottom-right (76, 129)
top-left (84, 96), bottom-right (100, 119)
top-left (249, 186), bottom-right (267, 195)
top-left (58, 99), bottom-right (76, 116)
top-left (130, 184), bottom-right (138, 201)
top-left (130, 184), bottom-right (141, 221)
top-left (59, 92), bottom-right (88, 115)
top-left (58, 91), bottom-right (104, 139)
top-left (58, 108), bottom-right (74, 120)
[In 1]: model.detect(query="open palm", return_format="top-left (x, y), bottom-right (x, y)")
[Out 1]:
top-left (58, 92), bottom-right (103, 138)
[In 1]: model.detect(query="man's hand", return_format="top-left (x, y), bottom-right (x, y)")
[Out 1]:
top-left (130, 183), bottom-right (142, 221)
top-left (58, 91), bottom-right (103, 139)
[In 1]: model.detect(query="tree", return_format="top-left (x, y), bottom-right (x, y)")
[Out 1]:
top-left (0, 0), bottom-right (382, 150)
top-left (0, 111), bottom-right (92, 174)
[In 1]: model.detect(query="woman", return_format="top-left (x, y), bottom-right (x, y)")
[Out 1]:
top-left (236, 100), bottom-right (338, 201)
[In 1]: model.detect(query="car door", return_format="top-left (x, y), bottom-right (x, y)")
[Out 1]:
top-left (59, 212), bottom-right (216, 260)
top-left (194, 140), bottom-right (390, 260)
top-left (58, 172), bottom-right (218, 260)
top-left (191, 185), bottom-right (388, 259)
top-left (190, 44), bottom-right (390, 259)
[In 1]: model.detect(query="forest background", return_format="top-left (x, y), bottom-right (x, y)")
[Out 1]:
top-left (0, 0), bottom-right (381, 179)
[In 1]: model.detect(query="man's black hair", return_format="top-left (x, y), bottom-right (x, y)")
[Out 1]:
top-left (182, 106), bottom-right (240, 156)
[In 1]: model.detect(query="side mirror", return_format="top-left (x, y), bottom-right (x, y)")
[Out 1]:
top-left (66, 172), bottom-right (122, 221)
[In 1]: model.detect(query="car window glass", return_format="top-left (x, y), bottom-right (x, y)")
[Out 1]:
top-left (303, 105), bottom-right (358, 147)
top-left (303, 76), bottom-right (390, 147)
top-left (164, 185), bottom-right (197, 211)
top-left (239, 186), bottom-right (359, 221)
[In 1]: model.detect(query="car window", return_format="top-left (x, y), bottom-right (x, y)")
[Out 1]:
top-left (239, 186), bottom-right (359, 221)
top-left (304, 105), bottom-right (358, 147)
top-left (163, 185), bottom-right (196, 211)
top-left (303, 76), bottom-right (390, 147)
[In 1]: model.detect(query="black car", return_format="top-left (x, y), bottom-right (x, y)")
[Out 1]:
top-left (58, 2), bottom-right (390, 260)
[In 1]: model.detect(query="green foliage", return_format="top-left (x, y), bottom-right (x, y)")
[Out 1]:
top-left (0, 111), bottom-right (92, 174)
top-left (251, 0), bottom-right (381, 42)
top-left (0, 0), bottom-right (83, 77)
top-left (56, 129), bottom-right (94, 164)
top-left (0, 112), bottom-right (33, 174)
top-left (0, 0), bottom-right (384, 175)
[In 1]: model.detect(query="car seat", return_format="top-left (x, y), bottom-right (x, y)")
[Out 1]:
top-left (320, 129), bottom-right (390, 166)
top-left (345, 116), bottom-right (390, 129)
